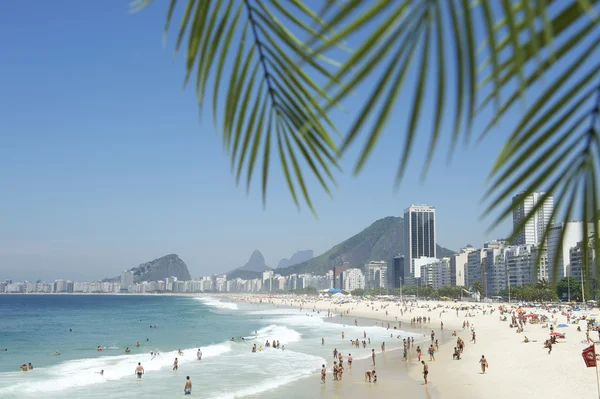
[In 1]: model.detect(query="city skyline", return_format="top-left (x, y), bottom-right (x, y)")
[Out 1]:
top-left (1, 3), bottom-right (568, 282)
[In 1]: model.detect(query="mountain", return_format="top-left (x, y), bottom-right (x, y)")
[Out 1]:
top-left (237, 250), bottom-right (272, 272)
top-left (278, 250), bottom-right (314, 268)
top-left (226, 250), bottom-right (271, 280)
top-left (276, 216), bottom-right (455, 276)
top-left (104, 254), bottom-right (191, 282)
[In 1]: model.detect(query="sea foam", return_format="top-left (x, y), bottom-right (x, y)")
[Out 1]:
top-left (0, 342), bottom-right (232, 395)
top-left (194, 297), bottom-right (239, 310)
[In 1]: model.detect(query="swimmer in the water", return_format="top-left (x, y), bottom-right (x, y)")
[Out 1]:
top-left (197, 349), bottom-right (202, 360)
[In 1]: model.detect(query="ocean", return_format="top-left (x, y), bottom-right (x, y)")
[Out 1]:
top-left (0, 294), bottom-right (418, 398)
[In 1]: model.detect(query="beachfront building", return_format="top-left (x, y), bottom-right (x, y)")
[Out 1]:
top-left (505, 245), bottom-right (536, 287)
top-left (262, 270), bottom-right (274, 291)
top-left (484, 247), bottom-right (507, 296)
top-left (569, 238), bottom-right (597, 282)
top-left (390, 255), bottom-right (405, 288)
top-left (341, 268), bottom-right (365, 292)
top-left (419, 258), bottom-right (450, 289)
top-left (364, 261), bottom-right (388, 290)
top-left (547, 221), bottom-right (595, 281)
top-left (450, 246), bottom-right (474, 287)
top-left (466, 250), bottom-right (486, 289)
top-left (512, 191), bottom-right (554, 246)
top-left (120, 270), bottom-right (134, 292)
top-left (403, 204), bottom-right (436, 283)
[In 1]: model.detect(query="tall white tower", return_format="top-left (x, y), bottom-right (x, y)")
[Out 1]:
top-left (512, 192), bottom-right (554, 246)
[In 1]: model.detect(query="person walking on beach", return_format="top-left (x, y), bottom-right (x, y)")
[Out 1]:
top-left (381, 342), bottom-right (385, 352)
top-left (471, 331), bottom-right (476, 344)
top-left (422, 361), bottom-right (428, 385)
top-left (371, 349), bottom-right (376, 366)
top-left (184, 376), bottom-right (192, 395)
top-left (430, 331), bottom-right (435, 343)
top-left (135, 362), bottom-right (144, 378)
top-left (417, 346), bottom-right (422, 361)
top-left (479, 355), bottom-right (488, 374)
top-left (348, 354), bottom-right (353, 369)
top-left (428, 345), bottom-right (435, 361)
top-left (321, 364), bottom-right (326, 383)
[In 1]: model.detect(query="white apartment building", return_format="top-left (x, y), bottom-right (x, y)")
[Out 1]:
top-left (120, 270), bottom-right (134, 292)
top-left (512, 192), bottom-right (554, 246)
top-left (450, 246), bottom-right (474, 286)
top-left (547, 221), bottom-right (595, 280)
top-left (341, 268), bottom-right (365, 292)
top-left (419, 258), bottom-right (450, 289)
top-left (364, 261), bottom-right (388, 290)
top-left (413, 257), bottom-right (438, 280)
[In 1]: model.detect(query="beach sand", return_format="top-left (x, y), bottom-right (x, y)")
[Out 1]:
top-left (222, 294), bottom-right (599, 399)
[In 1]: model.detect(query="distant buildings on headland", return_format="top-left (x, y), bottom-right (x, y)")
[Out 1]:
top-left (1, 192), bottom-right (597, 298)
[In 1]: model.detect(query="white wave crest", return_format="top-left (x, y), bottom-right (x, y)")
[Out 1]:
top-left (249, 325), bottom-right (302, 344)
top-left (195, 297), bottom-right (239, 310)
top-left (0, 342), bottom-right (232, 395)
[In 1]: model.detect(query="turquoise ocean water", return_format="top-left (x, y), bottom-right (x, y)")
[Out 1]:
top-left (0, 295), bottom-right (418, 398)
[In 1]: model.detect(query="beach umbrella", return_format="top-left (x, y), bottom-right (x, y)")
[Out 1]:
top-left (557, 324), bottom-right (568, 328)
top-left (550, 332), bottom-right (564, 337)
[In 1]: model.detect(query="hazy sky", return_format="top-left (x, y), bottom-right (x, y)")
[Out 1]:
top-left (1, 1), bottom-right (586, 281)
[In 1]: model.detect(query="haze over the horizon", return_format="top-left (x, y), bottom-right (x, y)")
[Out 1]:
top-left (0, 1), bottom-right (528, 282)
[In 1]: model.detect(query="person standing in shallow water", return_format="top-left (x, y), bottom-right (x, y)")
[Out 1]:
top-left (135, 362), bottom-right (144, 378)
top-left (371, 349), bottom-right (376, 366)
top-left (321, 364), bottom-right (326, 383)
top-left (184, 376), bottom-right (192, 395)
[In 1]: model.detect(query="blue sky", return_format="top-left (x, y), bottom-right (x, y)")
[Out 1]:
top-left (2, 1), bottom-right (580, 281)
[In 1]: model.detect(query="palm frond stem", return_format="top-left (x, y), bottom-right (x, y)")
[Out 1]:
top-left (244, 0), bottom-right (277, 108)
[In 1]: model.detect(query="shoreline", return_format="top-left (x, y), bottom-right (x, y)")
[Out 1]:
top-left (219, 293), bottom-right (599, 399)
top-left (240, 300), bottom-right (442, 399)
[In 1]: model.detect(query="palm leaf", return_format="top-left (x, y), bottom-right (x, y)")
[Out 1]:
top-left (145, 0), bottom-right (343, 212)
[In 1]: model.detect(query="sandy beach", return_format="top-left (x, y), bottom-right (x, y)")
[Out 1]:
top-left (220, 293), bottom-right (599, 399)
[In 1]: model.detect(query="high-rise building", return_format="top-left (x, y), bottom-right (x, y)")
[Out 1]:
top-left (547, 221), bottom-right (595, 280)
top-left (364, 261), bottom-right (388, 290)
top-left (569, 238), bottom-right (596, 283)
top-left (120, 270), bottom-right (134, 292)
top-left (450, 246), bottom-right (474, 286)
top-left (403, 204), bottom-right (436, 282)
top-left (390, 255), bottom-right (405, 288)
top-left (419, 258), bottom-right (450, 289)
top-left (341, 268), bottom-right (365, 292)
top-left (512, 192), bottom-right (554, 246)
top-left (466, 249), bottom-right (486, 288)
top-left (484, 247), bottom-right (507, 296)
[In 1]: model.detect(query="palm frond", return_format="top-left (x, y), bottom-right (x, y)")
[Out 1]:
top-left (152, 0), bottom-right (343, 214)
